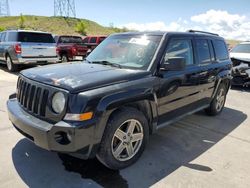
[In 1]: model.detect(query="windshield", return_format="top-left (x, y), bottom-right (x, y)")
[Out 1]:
top-left (231, 44), bottom-right (250, 53)
top-left (86, 34), bottom-right (162, 70)
top-left (59, 36), bottom-right (83, 44)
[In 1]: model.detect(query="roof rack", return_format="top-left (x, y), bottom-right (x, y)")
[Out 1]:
top-left (187, 30), bottom-right (219, 36)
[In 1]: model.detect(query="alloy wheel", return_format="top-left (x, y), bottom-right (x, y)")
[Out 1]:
top-left (216, 87), bottom-right (225, 112)
top-left (6, 57), bottom-right (12, 71)
top-left (111, 119), bottom-right (144, 161)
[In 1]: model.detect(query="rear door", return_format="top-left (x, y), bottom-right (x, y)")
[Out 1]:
top-left (18, 32), bottom-right (57, 58)
top-left (194, 38), bottom-right (219, 104)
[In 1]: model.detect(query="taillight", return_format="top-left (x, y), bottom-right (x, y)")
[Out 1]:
top-left (72, 47), bottom-right (77, 55)
top-left (56, 47), bottom-right (60, 54)
top-left (15, 44), bottom-right (22, 54)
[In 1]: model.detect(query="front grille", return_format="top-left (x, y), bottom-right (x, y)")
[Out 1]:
top-left (17, 76), bottom-right (49, 117)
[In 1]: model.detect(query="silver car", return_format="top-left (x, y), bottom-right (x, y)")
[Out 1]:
top-left (0, 30), bottom-right (59, 72)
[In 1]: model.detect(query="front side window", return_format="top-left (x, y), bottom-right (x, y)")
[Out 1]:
top-left (164, 39), bottom-right (194, 65)
top-left (87, 34), bottom-right (162, 70)
top-left (195, 39), bottom-right (211, 64)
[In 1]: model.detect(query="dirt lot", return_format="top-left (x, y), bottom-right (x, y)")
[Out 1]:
top-left (0, 64), bottom-right (250, 188)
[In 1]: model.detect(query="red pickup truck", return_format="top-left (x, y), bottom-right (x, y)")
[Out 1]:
top-left (82, 35), bottom-right (107, 51)
top-left (54, 35), bottom-right (88, 62)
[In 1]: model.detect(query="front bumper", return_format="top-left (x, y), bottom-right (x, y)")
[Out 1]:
top-left (7, 99), bottom-right (95, 156)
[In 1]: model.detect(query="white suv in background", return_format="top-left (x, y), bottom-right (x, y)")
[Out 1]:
top-left (230, 42), bottom-right (250, 62)
top-left (0, 30), bottom-right (59, 72)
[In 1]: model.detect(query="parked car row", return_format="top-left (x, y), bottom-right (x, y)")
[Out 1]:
top-left (0, 29), bottom-right (107, 72)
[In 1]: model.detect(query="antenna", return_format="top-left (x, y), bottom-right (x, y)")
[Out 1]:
top-left (54, 0), bottom-right (76, 18)
top-left (0, 0), bottom-right (10, 16)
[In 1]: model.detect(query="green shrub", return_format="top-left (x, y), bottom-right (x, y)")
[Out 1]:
top-left (18, 14), bottom-right (26, 29)
top-left (0, 26), bottom-right (6, 32)
top-left (75, 21), bottom-right (87, 35)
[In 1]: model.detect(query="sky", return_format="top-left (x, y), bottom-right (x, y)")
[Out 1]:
top-left (7, 0), bottom-right (250, 40)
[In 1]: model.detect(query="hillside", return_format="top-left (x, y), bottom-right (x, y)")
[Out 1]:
top-left (0, 15), bottom-right (125, 36)
top-left (0, 15), bottom-right (241, 47)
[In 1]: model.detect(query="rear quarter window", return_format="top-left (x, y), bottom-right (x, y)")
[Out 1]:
top-left (7, 32), bottom-right (17, 42)
top-left (213, 40), bottom-right (229, 61)
top-left (18, 32), bottom-right (55, 43)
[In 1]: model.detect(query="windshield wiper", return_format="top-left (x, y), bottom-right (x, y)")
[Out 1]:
top-left (91, 61), bottom-right (122, 69)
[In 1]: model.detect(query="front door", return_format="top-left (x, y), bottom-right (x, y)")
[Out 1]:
top-left (157, 37), bottom-right (202, 125)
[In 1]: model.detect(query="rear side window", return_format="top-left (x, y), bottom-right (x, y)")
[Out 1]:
top-left (213, 40), bottom-right (229, 61)
top-left (1, 32), bottom-right (6, 42)
top-left (7, 32), bottom-right (17, 42)
top-left (89, 37), bottom-right (97, 43)
top-left (164, 39), bottom-right (194, 65)
top-left (18, 32), bottom-right (55, 43)
top-left (195, 39), bottom-right (211, 64)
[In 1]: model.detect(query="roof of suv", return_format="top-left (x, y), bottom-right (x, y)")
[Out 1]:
top-left (4, 29), bottom-right (51, 34)
top-left (112, 31), bottom-right (224, 40)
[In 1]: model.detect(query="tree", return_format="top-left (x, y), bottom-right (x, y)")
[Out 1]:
top-left (18, 14), bottom-right (26, 29)
top-left (0, 26), bottom-right (6, 32)
top-left (75, 21), bottom-right (87, 35)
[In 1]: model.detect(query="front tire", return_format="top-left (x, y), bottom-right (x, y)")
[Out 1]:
top-left (97, 107), bottom-right (149, 170)
top-left (6, 55), bottom-right (18, 72)
top-left (205, 83), bottom-right (227, 116)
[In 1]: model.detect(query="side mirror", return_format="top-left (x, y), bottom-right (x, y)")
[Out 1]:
top-left (160, 57), bottom-right (186, 71)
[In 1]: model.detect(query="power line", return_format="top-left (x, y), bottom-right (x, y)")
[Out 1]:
top-left (54, 0), bottom-right (76, 18)
top-left (0, 0), bottom-right (10, 16)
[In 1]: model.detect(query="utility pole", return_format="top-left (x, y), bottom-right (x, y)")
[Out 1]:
top-left (54, 0), bottom-right (76, 18)
top-left (0, 0), bottom-right (10, 16)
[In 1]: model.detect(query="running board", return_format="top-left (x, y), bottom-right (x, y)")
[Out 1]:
top-left (156, 104), bottom-right (210, 130)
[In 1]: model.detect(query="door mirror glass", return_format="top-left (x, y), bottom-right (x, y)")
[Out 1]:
top-left (161, 57), bottom-right (186, 71)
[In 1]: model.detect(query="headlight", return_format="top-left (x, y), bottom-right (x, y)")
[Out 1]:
top-left (52, 92), bottom-right (66, 114)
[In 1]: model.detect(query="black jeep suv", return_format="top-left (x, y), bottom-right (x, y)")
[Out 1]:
top-left (7, 30), bottom-right (232, 169)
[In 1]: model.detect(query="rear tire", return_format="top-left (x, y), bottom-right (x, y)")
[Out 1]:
top-left (205, 83), bottom-right (227, 116)
top-left (6, 55), bottom-right (18, 72)
top-left (61, 54), bottom-right (68, 62)
top-left (97, 107), bottom-right (149, 170)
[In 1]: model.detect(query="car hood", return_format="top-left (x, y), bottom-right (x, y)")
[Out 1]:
top-left (230, 52), bottom-right (250, 62)
top-left (21, 62), bottom-right (151, 93)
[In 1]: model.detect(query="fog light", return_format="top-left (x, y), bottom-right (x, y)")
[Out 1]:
top-left (54, 131), bottom-right (71, 145)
